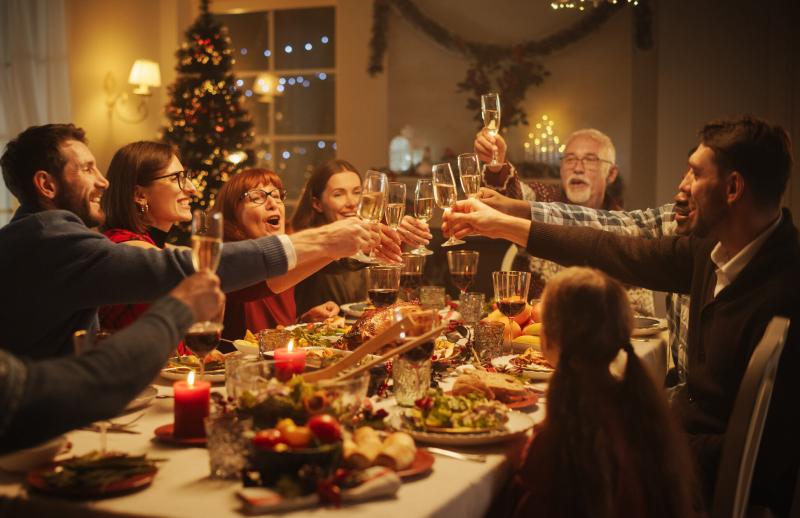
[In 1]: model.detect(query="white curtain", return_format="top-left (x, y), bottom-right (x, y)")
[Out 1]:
top-left (0, 0), bottom-right (72, 225)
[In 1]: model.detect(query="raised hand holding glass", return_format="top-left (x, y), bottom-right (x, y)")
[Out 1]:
top-left (432, 163), bottom-right (465, 247)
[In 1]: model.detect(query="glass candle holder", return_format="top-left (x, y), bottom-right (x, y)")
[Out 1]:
top-left (393, 342), bottom-right (434, 406)
top-left (474, 320), bottom-right (505, 360)
top-left (257, 329), bottom-right (292, 356)
top-left (205, 413), bottom-right (253, 480)
top-left (225, 352), bottom-right (260, 400)
top-left (459, 292), bottom-right (485, 325)
top-left (419, 285), bottom-right (446, 310)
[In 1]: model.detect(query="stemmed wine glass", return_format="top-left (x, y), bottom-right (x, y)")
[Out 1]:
top-left (400, 252), bottom-right (426, 301)
top-left (352, 170), bottom-right (387, 263)
top-left (481, 93), bottom-right (501, 165)
top-left (366, 265), bottom-right (401, 308)
top-left (432, 162), bottom-right (465, 247)
top-left (457, 153), bottom-right (481, 198)
top-left (411, 179), bottom-right (434, 256)
top-left (492, 271), bottom-right (531, 352)
top-left (385, 182), bottom-right (406, 231)
top-left (188, 210), bottom-right (224, 380)
top-left (447, 250), bottom-right (479, 300)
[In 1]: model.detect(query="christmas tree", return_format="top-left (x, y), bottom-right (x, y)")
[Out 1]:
top-left (161, 0), bottom-right (254, 218)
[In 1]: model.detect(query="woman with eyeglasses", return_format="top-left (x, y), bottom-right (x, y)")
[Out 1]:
top-left (99, 141), bottom-right (198, 331)
top-left (211, 168), bottom-right (341, 339)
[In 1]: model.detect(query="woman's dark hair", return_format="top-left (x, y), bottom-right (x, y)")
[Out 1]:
top-left (102, 141), bottom-right (176, 233)
top-left (537, 267), bottom-right (695, 518)
top-left (290, 159), bottom-right (359, 231)
top-left (0, 124), bottom-right (87, 208)
top-left (211, 168), bottom-right (284, 241)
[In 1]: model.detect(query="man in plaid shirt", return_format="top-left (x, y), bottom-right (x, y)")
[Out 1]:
top-left (478, 170), bottom-right (695, 387)
top-left (475, 128), bottom-right (694, 386)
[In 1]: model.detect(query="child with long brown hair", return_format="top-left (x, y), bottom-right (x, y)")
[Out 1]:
top-left (507, 267), bottom-right (696, 518)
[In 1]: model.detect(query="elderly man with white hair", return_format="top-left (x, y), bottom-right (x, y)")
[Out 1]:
top-left (473, 128), bottom-right (654, 316)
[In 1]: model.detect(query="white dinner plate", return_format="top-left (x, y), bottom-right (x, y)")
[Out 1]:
top-left (632, 316), bottom-right (667, 337)
top-left (492, 355), bottom-right (554, 381)
top-left (160, 367), bottom-right (225, 383)
top-left (124, 385), bottom-right (158, 412)
top-left (393, 411), bottom-right (534, 446)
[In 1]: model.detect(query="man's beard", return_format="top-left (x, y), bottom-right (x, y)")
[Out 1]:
top-left (54, 189), bottom-right (105, 228)
top-left (691, 195), bottom-right (727, 239)
top-left (564, 179), bottom-right (592, 204)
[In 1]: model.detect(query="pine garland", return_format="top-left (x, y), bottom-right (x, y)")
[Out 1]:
top-left (369, 0), bottom-right (652, 128)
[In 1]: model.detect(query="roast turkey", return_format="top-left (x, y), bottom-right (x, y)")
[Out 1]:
top-left (337, 301), bottom-right (422, 350)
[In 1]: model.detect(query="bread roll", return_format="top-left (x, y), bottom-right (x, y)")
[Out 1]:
top-left (375, 432), bottom-right (416, 471)
top-left (347, 427), bottom-right (383, 469)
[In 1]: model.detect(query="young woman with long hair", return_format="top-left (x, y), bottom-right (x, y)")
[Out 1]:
top-left (290, 160), bottom-right (431, 316)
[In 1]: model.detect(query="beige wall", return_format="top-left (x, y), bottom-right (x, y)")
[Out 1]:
top-left (64, 0), bottom-right (798, 215)
top-left (654, 0), bottom-right (799, 213)
top-left (67, 0), bottom-right (183, 171)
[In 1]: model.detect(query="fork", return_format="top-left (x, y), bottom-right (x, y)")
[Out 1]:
top-left (426, 447), bottom-right (487, 463)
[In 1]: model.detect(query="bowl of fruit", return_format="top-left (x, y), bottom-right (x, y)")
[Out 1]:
top-left (247, 414), bottom-right (344, 492)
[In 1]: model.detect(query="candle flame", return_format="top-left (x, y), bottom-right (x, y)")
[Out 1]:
top-left (287, 338), bottom-right (294, 352)
top-left (187, 370), bottom-right (195, 386)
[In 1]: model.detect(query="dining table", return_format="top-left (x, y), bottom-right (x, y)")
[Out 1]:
top-left (0, 331), bottom-right (668, 518)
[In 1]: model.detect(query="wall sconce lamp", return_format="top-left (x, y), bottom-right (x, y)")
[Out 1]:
top-left (105, 59), bottom-right (162, 123)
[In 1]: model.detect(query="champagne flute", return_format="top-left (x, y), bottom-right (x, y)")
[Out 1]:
top-left (481, 93), bottom-right (501, 165)
top-left (492, 271), bottom-right (531, 352)
top-left (411, 179), bottom-right (434, 256)
top-left (447, 250), bottom-right (479, 300)
top-left (432, 162), bottom-right (465, 247)
top-left (352, 170), bottom-right (387, 263)
top-left (366, 265), bottom-right (401, 307)
top-left (188, 210), bottom-right (224, 380)
top-left (385, 182), bottom-right (406, 230)
top-left (457, 153), bottom-right (481, 198)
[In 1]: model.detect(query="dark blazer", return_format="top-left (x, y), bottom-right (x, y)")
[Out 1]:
top-left (526, 208), bottom-right (800, 515)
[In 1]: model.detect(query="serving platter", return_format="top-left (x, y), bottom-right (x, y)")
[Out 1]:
top-left (393, 411), bottom-right (534, 446)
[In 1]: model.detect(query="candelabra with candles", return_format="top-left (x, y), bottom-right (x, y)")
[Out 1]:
top-left (523, 115), bottom-right (564, 166)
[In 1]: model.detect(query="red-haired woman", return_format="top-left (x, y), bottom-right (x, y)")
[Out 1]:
top-left (212, 168), bottom-right (342, 339)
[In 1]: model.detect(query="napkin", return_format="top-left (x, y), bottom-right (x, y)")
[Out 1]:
top-left (237, 466), bottom-right (402, 514)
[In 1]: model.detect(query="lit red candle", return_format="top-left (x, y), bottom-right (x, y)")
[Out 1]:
top-left (173, 371), bottom-right (211, 439)
top-left (274, 339), bottom-right (306, 381)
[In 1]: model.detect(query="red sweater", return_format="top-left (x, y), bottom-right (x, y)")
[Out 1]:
top-left (222, 282), bottom-right (296, 340)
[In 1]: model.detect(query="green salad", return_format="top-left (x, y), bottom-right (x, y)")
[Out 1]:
top-left (407, 389), bottom-right (509, 431)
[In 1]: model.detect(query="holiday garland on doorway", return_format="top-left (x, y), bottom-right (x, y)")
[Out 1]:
top-left (368, 0), bottom-right (653, 129)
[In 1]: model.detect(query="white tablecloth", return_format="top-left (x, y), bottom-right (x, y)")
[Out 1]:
top-left (0, 334), bottom-right (666, 518)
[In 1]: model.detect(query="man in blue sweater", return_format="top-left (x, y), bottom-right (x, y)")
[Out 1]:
top-left (0, 124), bottom-right (380, 359)
top-left (0, 271), bottom-right (223, 452)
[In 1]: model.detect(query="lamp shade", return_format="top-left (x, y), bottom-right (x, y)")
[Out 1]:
top-left (128, 59), bottom-right (161, 95)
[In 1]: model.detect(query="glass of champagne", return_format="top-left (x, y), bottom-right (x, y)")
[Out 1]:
top-left (400, 252), bottom-right (426, 301)
top-left (492, 271), bottom-right (531, 352)
top-left (366, 265), bottom-right (401, 308)
top-left (352, 170), bottom-right (387, 263)
top-left (457, 153), bottom-right (481, 198)
top-left (385, 182), bottom-right (406, 230)
top-left (411, 179), bottom-right (434, 256)
top-left (481, 93), bottom-right (501, 165)
top-left (447, 250), bottom-right (479, 300)
top-left (432, 162), bottom-right (465, 247)
top-left (188, 210), bottom-right (224, 380)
